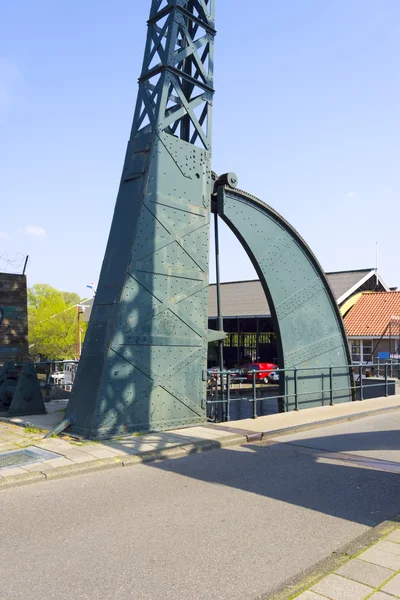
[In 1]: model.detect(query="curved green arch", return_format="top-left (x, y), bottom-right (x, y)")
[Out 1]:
top-left (217, 186), bottom-right (352, 410)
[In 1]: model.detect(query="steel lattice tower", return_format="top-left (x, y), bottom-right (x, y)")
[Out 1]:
top-left (66, 0), bottom-right (216, 437)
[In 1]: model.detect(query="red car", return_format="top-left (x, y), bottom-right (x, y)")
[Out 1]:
top-left (246, 362), bottom-right (278, 384)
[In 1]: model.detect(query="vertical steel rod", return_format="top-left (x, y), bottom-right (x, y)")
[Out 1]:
top-left (252, 371), bottom-right (257, 418)
top-left (226, 372), bottom-right (231, 421)
top-left (294, 368), bottom-right (298, 410)
top-left (385, 364), bottom-right (389, 396)
top-left (214, 212), bottom-right (225, 416)
top-left (359, 365), bottom-right (363, 400)
top-left (329, 366), bottom-right (333, 406)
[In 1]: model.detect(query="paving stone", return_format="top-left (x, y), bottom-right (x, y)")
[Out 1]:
top-left (45, 457), bottom-right (75, 467)
top-left (22, 462), bottom-right (53, 472)
top-left (69, 444), bottom-right (105, 454)
top-left (360, 545), bottom-right (400, 571)
top-left (378, 540), bottom-right (400, 556)
top-left (368, 592), bottom-right (396, 599)
top-left (112, 442), bottom-right (157, 454)
top-left (386, 530), bottom-right (400, 544)
top-left (101, 446), bottom-right (132, 456)
top-left (61, 449), bottom-right (94, 460)
top-left (0, 466), bottom-right (28, 477)
top-left (67, 454), bottom-right (97, 464)
top-left (335, 558), bottom-right (394, 588)
top-left (295, 591), bottom-right (327, 599)
top-left (382, 573), bottom-right (400, 596)
top-left (85, 448), bottom-right (120, 459)
top-left (311, 573), bottom-right (373, 600)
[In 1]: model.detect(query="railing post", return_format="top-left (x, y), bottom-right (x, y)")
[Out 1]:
top-left (329, 366), bottom-right (333, 406)
top-left (359, 365), bottom-right (363, 400)
top-left (385, 364), bottom-right (389, 397)
top-left (226, 372), bottom-right (231, 422)
top-left (252, 371), bottom-right (257, 419)
top-left (294, 368), bottom-right (298, 411)
top-left (45, 361), bottom-right (52, 403)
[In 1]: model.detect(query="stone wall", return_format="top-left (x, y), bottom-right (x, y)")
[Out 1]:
top-left (0, 273), bottom-right (29, 365)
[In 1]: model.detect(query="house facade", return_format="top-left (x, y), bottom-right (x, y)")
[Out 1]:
top-left (343, 292), bottom-right (400, 367)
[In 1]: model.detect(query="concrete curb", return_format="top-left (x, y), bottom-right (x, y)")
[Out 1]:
top-left (0, 404), bottom-right (398, 491)
top-left (0, 434), bottom-right (247, 491)
top-left (241, 403), bottom-right (400, 444)
top-left (257, 515), bottom-right (400, 600)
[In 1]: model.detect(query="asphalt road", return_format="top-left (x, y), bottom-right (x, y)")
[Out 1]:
top-left (1, 411), bottom-right (399, 600)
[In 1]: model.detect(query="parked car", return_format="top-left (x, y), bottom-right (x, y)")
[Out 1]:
top-left (246, 362), bottom-right (278, 384)
top-left (227, 368), bottom-right (245, 382)
top-left (268, 370), bottom-right (280, 384)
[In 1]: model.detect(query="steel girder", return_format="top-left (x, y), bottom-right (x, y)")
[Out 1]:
top-left (66, 0), bottom-right (216, 438)
top-left (215, 185), bottom-right (352, 410)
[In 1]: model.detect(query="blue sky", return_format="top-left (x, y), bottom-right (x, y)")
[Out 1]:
top-left (1, 0), bottom-right (399, 299)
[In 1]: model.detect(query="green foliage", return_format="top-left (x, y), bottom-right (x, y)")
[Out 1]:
top-left (28, 284), bottom-right (88, 360)
top-left (24, 426), bottom-right (45, 434)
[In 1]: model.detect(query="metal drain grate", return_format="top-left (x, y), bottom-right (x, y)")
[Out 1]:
top-left (0, 447), bottom-right (62, 469)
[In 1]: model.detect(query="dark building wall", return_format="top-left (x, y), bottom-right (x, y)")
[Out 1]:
top-left (208, 316), bottom-right (277, 368)
top-left (0, 273), bottom-right (29, 364)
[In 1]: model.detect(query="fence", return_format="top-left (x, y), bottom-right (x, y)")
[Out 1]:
top-left (16, 360), bottom-right (79, 402)
top-left (9, 359), bottom-right (399, 420)
top-left (206, 363), bottom-right (399, 423)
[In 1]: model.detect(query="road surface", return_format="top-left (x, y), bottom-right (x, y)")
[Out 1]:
top-left (1, 410), bottom-right (399, 600)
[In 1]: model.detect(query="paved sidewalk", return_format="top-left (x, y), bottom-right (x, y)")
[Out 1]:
top-left (292, 525), bottom-right (400, 600)
top-left (0, 394), bottom-right (399, 489)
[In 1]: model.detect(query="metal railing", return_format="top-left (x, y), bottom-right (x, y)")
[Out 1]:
top-left (206, 362), bottom-right (399, 423)
top-left (15, 360), bottom-right (79, 402)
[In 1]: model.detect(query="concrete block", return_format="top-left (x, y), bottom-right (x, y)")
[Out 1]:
top-left (296, 591), bottom-right (327, 599)
top-left (45, 457), bottom-right (75, 468)
top-left (44, 457), bottom-right (122, 480)
top-left (386, 529), bottom-right (400, 544)
top-left (311, 573), bottom-right (372, 600)
top-left (217, 434), bottom-right (248, 447)
top-left (381, 573), bottom-right (400, 596)
top-left (335, 558), bottom-right (394, 588)
top-left (0, 466), bottom-right (28, 477)
top-left (360, 543), bottom-right (400, 570)
top-left (182, 439), bottom-right (219, 454)
top-left (84, 448), bottom-right (120, 459)
top-left (377, 540), bottom-right (400, 555)
top-left (121, 455), bottom-right (143, 466)
top-left (0, 471), bottom-right (45, 488)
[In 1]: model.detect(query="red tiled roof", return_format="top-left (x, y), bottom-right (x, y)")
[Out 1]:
top-left (344, 292), bottom-right (400, 337)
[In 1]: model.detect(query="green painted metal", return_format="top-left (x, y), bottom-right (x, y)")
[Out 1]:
top-left (66, 0), bottom-right (216, 438)
top-left (215, 183), bottom-right (352, 410)
top-left (8, 362), bottom-right (46, 417)
top-left (0, 360), bottom-right (19, 412)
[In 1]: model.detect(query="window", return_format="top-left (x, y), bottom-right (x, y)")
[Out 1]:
top-left (350, 339), bottom-right (374, 364)
top-left (351, 340), bottom-right (361, 363)
top-left (363, 340), bottom-right (373, 363)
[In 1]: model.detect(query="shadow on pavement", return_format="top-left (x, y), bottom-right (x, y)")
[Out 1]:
top-left (143, 430), bottom-right (400, 528)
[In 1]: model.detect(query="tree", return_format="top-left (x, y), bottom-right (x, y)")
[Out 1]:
top-left (28, 284), bottom-right (88, 360)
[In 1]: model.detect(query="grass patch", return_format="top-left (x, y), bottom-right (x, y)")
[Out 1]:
top-left (24, 426), bottom-right (46, 435)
